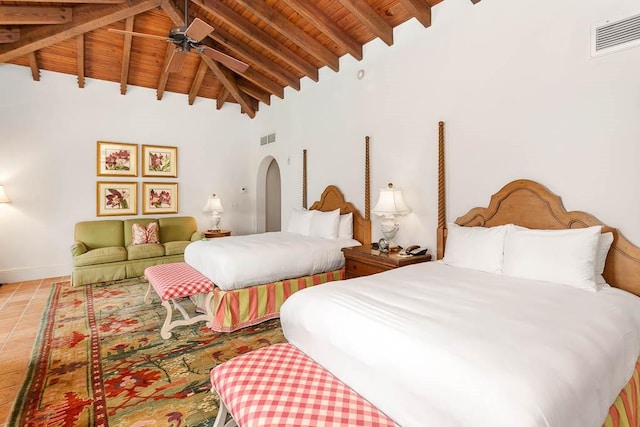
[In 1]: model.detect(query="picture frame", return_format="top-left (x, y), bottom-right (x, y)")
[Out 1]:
top-left (96, 182), bottom-right (137, 216)
top-left (142, 145), bottom-right (178, 178)
top-left (142, 182), bottom-right (178, 214)
top-left (97, 141), bottom-right (138, 177)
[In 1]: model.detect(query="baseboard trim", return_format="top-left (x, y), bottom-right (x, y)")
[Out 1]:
top-left (0, 264), bottom-right (70, 284)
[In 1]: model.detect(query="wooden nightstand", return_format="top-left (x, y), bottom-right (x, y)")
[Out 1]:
top-left (203, 229), bottom-right (231, 238)
top-left (342, 246), bottom-right (432, 279)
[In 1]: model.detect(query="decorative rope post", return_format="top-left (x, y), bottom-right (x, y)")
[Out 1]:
top-left (365, 136), bottom-right (370, 221)
top-left (437, 121), bottom-right (446, 259)
top-left (302, 149), bottom-right (307, 209)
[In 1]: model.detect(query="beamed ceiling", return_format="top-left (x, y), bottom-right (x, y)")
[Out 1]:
top-left (0, 0), bottom-right (481, 118)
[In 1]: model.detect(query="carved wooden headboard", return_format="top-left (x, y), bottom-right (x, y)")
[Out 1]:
top-left (435, 121), bottom-right (640, 296)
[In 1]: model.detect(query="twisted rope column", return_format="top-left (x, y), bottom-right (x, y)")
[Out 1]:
top-left (302, 149), bottom-right (307, 209)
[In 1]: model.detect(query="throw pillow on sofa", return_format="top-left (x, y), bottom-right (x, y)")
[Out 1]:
top-left (132, 222), bottom-right (159, 245)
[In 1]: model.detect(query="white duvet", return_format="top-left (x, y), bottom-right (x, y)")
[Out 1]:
top-left (184, 232), bottom-right (360, 290)
top-left (281, 262), bottom-right (640, 427)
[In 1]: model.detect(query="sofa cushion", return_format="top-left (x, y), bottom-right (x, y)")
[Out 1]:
top-left (73, 247), bottom-right (127, 267)
top-left (127, 243), bottom-right (165, 260)
top-left (158, 217), bottom-right (197, 243)
top-left (75, 220), bottom-right (124, 250)
top-left (124, 218), bottom-right (158, 246)
top-left (164, 241), bottom-right (192, 256)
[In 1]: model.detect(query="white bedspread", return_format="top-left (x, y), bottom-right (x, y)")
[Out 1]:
top-left (184, 232), bottom-right (360, 290)
top-left (280, 262), bottom-right (640, 427)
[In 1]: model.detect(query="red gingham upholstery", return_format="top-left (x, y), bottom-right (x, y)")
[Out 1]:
top-left (145, 262), bottom-right (214, 301)
top-left (211, 343), bottom-right (397, 427)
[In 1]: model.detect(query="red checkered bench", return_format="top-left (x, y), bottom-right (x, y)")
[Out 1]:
top-left (144, 262), bottom-right (214, 339)
top-left (210, 343), bottom-right (397, 427)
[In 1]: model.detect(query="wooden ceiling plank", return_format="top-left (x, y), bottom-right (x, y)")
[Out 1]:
top-left (27, 51), bottom-right (40, 81)
top-left (76, 34), bottom-right (84, 87)
top-left (0, 29), bottom-right (20, 44)
top-left (188, 58), bottom-right (208, 105)
top-left (216, 87), bottom-right (228, 110)
top-left (119, 15), bottom-right (134, 95)
top-left (280, 0), bottom-right (362, 61)
top-left (0, 6), bottom-right (72, 25)
top-left (238, 81), bottom-right (270, 105)
top-left (233, 0), bottom-right (339, 72)
top-left (192, 0), bottom-right (319, 82)
top-left (0, 0), bottom-right (162, 63)
top-left (398, 0), bottom-right (431, 28)
top-left (200, 53), bottom-right (255, 118)
top-left (9, 0), bottom-right (126, 4)
top-left (241, 67), bottom-right (284, 99)
top-left (336, 0), bottom-right (393, 46)
top-left (156, 43), bottom-right (174, 100)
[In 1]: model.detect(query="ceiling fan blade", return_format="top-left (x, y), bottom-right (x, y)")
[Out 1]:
top-left (108, 28), bottom-right (170, 42)
top-left (166, 48), bottom-right (188, 73)
top-left (200, 46), bottom-right (249, 73)
top-left (184, 18), bottom-right (214, 43)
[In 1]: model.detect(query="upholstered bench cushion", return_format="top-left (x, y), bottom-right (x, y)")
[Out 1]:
top-left (73, 247), bottom-right (127, 267)
top-left (127, 243), bottom-right (165, 260)
top-left (163, 241), bottom-right (191, 256)
top-left (210, 343), bottom-right (397, 427)
top-left (145, 262), bottom-right (214, 301)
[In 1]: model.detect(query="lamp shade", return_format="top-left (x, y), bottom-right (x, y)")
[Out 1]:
top-left (203, 193), bottom-right (224, 213)
top-left (371, 183), bottom-right (410, 216)
top-left (0, 185), bottom-right (11, 203)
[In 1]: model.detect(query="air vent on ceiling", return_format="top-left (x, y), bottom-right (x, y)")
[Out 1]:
top-left (591, 12), bottom-right (640, 57)
top-left (260, 132), bottom-right (276, 146)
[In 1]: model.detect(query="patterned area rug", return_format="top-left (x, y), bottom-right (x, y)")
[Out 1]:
top-left (9, 278), bottom-right (285, 426)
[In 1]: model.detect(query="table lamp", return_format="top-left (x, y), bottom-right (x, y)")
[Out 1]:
top-left (203, 193), bottom-right (224, 231)
top-left (0, 186), bottom-right (11, 203)
top-left (371, 183), bottom-right (411, 250)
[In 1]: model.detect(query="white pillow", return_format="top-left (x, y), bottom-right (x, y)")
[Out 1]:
top-left (595, 232), bottom-right (614, 286)
top-left (286, 209), bottom-right (313, 235)
top-left (502, 225), bottom-right (602, 291)
top-left (338, 213), bottom-right (353, 239)
top-left (442, 223), bottom-right (508, 274)
top-left (309, 209), bottom-right (340, 239)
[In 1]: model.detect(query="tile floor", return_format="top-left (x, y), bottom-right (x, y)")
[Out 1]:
top-left (0, 276), bottom-right (68, 427)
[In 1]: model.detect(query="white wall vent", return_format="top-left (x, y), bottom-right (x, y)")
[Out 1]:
top-left (260, 132), bottom-right (276, 146)
top-left (591, 12), bottom-right (640, 57)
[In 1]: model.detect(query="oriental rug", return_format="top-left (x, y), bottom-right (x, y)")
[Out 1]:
top-left (9, 278), bottom-right (285, 427)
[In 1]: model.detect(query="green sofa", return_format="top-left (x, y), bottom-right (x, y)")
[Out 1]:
top-left (71, 216), bottom-right (203, 286)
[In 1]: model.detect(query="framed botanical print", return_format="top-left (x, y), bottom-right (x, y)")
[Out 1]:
top-left (142, 145), bottom-right (177, 178)
top-left (142, 182), bottom-right (178, 214)
top-left (96, 182), bottom-right (137, 216)
top-left (97, 141), bottom-right (138, 177)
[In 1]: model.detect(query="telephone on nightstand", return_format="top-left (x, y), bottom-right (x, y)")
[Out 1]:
top-left (399, 245), bottom-right (428, 256)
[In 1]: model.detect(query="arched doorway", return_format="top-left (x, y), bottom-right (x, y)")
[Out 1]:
top-left (256, 156), bottom-right (281, 233)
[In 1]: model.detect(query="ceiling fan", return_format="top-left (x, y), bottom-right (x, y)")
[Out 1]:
top-left (109, 0), bottom-right (249, 74)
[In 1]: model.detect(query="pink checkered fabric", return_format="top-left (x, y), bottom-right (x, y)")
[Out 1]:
top-left (145, 262), bottom-right (214, 301)
top-left (211, 343), bottom-right (397, 427)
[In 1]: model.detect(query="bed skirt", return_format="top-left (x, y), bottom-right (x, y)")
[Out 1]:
top-left (604, 359), bottom-right (640, 427)
top-left (190, 269), bottom-right (345, 332)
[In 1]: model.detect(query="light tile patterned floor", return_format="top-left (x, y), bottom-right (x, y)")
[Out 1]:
top-left (0, 276), bottom-right (68, 427)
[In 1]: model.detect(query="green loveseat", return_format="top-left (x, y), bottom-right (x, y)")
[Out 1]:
top-left (71, 216), bottom-right (203, 286)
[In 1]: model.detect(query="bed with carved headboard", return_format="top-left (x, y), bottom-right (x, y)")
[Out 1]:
top-left (280, 122), bottom-right (640, 427)
top-left (186, 142), bottom-right (372, 332)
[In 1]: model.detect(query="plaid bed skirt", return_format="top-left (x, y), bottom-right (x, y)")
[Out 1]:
top-left (604, 359), bottom-right (640, 427)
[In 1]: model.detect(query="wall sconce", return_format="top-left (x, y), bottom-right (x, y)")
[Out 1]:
top-left (371, 183), bottom-right (411, 250)
top-left (202, 193), bottom-right (224, 231)
top-left (0, 185), bottom-right (11, 203)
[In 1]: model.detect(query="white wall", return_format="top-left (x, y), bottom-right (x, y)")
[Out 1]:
top-left (2, 0), bottom-right (639, 282)
top-left (249, 0), bottom-right (640, 251)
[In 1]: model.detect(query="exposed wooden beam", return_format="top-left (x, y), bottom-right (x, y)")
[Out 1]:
top-left (238, 81), bottom-right (270, 106)
top-left (76, 34), bottom-right (84, 87)
top-left (188, 58), bottom-right (208, 105)
top-left (0, 6), bottom-right (72, 25)
top-left (241, 96), bottom-right (259, 115)
top-left (280, 0), bottom-right (362, 61)
top-left (0, 0), bottom-right (162, 63)
top-left (216, 87), bottom-right (229, 110)
top-left (233, 0), bottom-right (339, 72)
top-left (156, 44), bottom-right (174, 100)
top-left (9, 0), bottom-right (126, 4)
top-left (336, 0), bottom-right (393, 46)
top-left (398, 0), bottom-right (431, 28)
top-left (471, 0), bottom-right (482, 3)
top-left (0, 29), bottom-right (20, 44)
top-left (192, 0), bottom-right (319, 82)
top-left (200, 53), bottom-right (255, 118)
top-left (27, 51), bottom-right (40, 81)
top-left (119, 15), bottom-right (134, 95)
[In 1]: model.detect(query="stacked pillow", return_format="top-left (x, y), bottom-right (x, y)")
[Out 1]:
top-left (442, 222), bottom-right (614, 291)
top-left (286, 209), bottom-right (353, 239)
